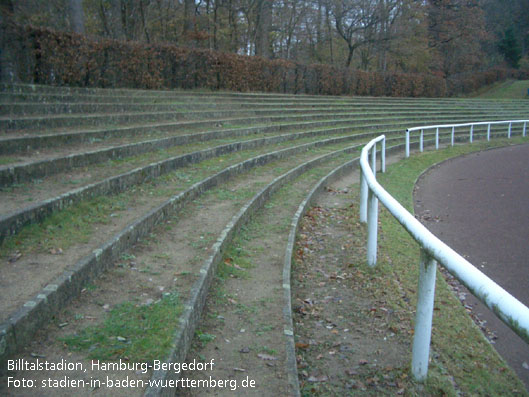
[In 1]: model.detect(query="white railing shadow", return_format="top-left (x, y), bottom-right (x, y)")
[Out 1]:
top-left (359, 124), bottom-right (529, 382)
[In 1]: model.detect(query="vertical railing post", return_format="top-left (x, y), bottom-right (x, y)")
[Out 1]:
top-left (381, 136), bottom-right (386, 173)
top-left (524, 121), bottom-right (527, 137)
top-left (469, 124), bottom-right (473, 143)
top-left (419, 129), bottom-right (423, 152)
top-left (359, 169), bottom-right (367, 223)
top-left (366, 145), bottom-right (378, 266)
top-left (366, 186), bottom-right (378, 267)
top-left (405, 129), bottom-right (410, 158)
top-left (371, 143), bottom-right (377, 177)
top-left (451, 126), bottom-right (455, 146)
top-left (411, 249), bottom-right (438, 382)
top-left (487, 123), bottom-right (491, 141)
top-left (435, 127), bottom-right (439, 150)
top-left (508, 122), bottom-right (512, 138)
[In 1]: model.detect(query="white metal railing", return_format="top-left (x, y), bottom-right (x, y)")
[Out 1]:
top-left (405, 119), bottom-right (528, 157)
top-left (359, 131), bottom-right (529, 382)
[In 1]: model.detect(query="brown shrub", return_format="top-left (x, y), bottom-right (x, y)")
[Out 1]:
top-left (2, 22), bottom-right (525, 97)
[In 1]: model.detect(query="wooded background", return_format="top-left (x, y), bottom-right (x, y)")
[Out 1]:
top-left (1, 0), bottom-right (528, 95)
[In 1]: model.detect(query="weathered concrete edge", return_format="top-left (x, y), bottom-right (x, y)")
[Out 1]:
top-left (0, 113), bottom-right (345, 154)
top-left (4, 101), bottom-right (470, 117)
top-left (0, 107), bottom-right (377, 131)
top-left (0, 132), bottom-right (377, 372)
top-left (2, 86), bottom-right (497, 104)
top-left (2, 84), bottom-right (522, 109)
top-left (0, 110), bottom-right (373, 153)
top-left (0, 118), bottom-right (371, 186)
top-left (4, 104), bottom-right (499, 133)
top-left (280, 140), bottom-right (408, 396)
top-left (0, 127), bottom-right (385, 242)
top-left (1, 106), bottom-right (513, 156)
top-left (142, 136), bottom-right (393, 396)
top-left (0, 123), bottom-right (281, 185)
top-left (0, 83), bottom-right (475, 101)
top-left (276, 134), bottom-right (512, 393)
top-left (0, 108), bottom-right (267, 131)
top-left (0, 116), bottom-right (272, 154)
top-left (0, 114), bottom-right (396, 175)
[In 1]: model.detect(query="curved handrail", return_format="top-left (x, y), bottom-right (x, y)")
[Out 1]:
top-left (405, 119), bottom-right (528, 157)
top-left (359, 133), bottom-right (529, 381)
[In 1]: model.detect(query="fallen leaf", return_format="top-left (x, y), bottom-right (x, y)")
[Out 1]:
top-left (356, 381), bottom-right (366, 390)
top-left (366, 377), bottom-right (378, 386)
top-left (295, 342), bottom-right (309, 349)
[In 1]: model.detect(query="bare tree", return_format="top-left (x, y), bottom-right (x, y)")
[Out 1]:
top-left (332, 0), bottom-right (382, 67)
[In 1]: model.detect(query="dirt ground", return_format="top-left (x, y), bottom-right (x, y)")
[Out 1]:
top-left (414, 143), bottom-right (529, 389)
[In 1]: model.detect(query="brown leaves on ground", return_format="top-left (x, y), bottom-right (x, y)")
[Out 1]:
top-left (292, 202), bottom-right (415, 395)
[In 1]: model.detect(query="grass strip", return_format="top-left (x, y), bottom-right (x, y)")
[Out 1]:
top-left (374, 137), bottom-right (528, 395)
top-left (473, 80), bottom-right (529, 99)
top-left (0, 134), bottom-right (370, 257)
top-left (57, 138), bottom-right (366, 389)
top-left (61, 291), bottom-right (182, 362)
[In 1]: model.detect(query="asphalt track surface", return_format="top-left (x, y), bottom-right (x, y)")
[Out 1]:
top-left (414, 143), bottom-right (529, 390)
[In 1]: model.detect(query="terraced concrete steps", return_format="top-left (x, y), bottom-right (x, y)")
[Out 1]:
top-left (1, 83), bottom-right (528, 396)
top-left (1, 83), bottom-right (527, 105)
top-left (0, 113), bottom-right (524, 188)
top-left (3, 99), bottom-right (528, 115)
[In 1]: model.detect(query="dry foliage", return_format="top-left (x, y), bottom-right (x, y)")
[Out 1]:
top-left (4, 22), bottom-right (528, 97)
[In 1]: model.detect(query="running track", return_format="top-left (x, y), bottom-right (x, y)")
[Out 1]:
top-left (414, 143), bottom-right (529, 389)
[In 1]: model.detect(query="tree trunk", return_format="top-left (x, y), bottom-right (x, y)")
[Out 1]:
top-left (255, 0), bottom-right (272, 58)
top-left (183, 0), bottom-right (195, 45)
top-left (0, 0), bottom-right (17, 82)
top-left (325, 4), bottom-right (334, 64)
top-left (228, 0), bottom-right (239, 53)
top-left (111, 0), bottom-right (125, 40)
top-left (213, 0), bottom-right (219, 50)
top-left (139, 0), bottom-right (150, 43)
top-left (346, 44), bottom-right (354, 67)
top-left (98, 0), bottom-right (111, 37)
top-left (69, 0), bottom-right (85, 34)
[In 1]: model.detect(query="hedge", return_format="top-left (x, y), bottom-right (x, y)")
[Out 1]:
top-left (2, 21), bottom-right (527, 97)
